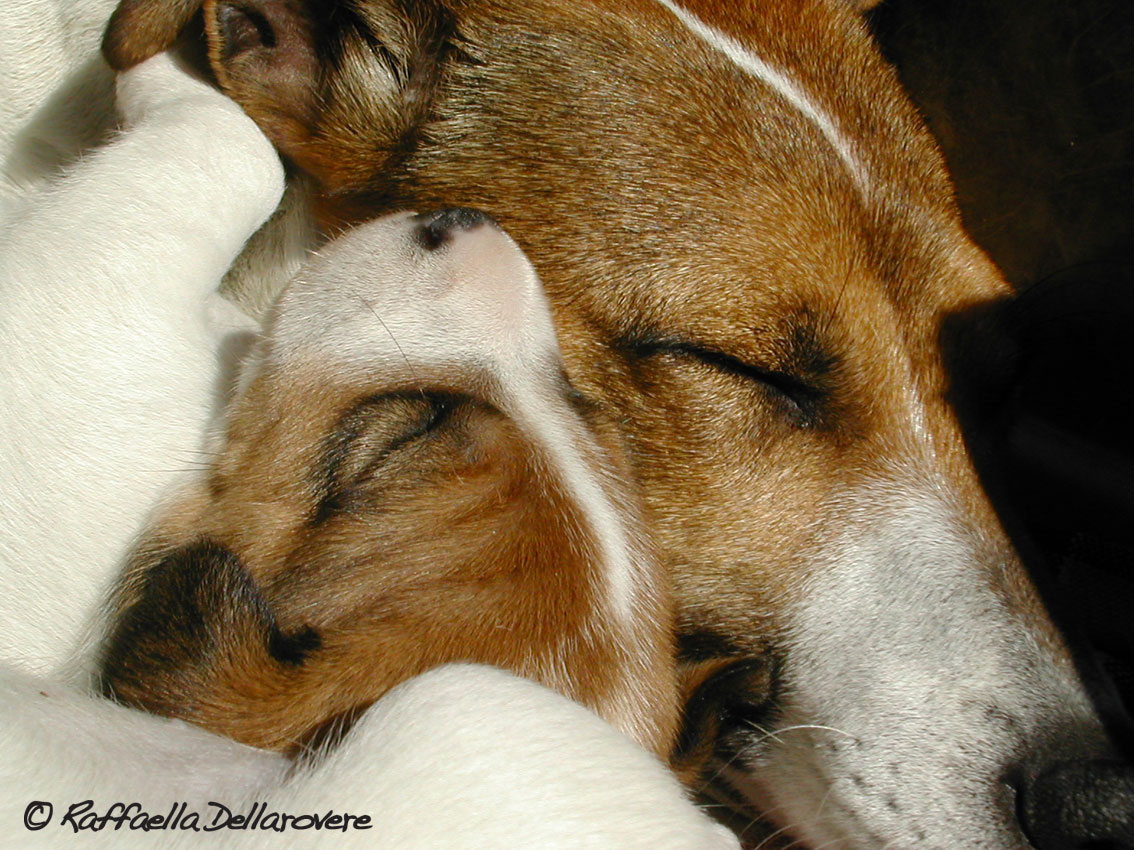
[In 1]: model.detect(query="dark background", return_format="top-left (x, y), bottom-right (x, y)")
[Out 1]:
top-left (868, 0), bottom-right (1134, 741)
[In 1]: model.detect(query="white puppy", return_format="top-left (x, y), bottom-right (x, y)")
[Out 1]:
top-left (0, 52), bottom-right (282, 673)
top-left (2, 662), bottom-right (738, 850)
top-left (0, 43), bottom-right (735, 850)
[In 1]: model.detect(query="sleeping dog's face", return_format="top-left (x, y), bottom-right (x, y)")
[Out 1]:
top-left (103, 0), bottom-right (1133, 847)
top-left (102, 210), bottom-right (679, 757)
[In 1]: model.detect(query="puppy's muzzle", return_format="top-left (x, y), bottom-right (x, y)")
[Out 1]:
top-left (415, 208), bottom-right (499, 250)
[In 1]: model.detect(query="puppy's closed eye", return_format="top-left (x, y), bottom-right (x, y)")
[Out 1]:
top-left (325, 393), bottom-right (458, 487)
top-left (314, 392), bottom-right (500, 525)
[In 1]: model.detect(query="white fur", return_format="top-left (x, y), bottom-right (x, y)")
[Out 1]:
top-left (1, 53), bottom-right (282, 675)
top-left (730, 479), bottom-right (1110, 850)
top-left (2, 663), bottom-right (737, 849)
top-left (1, 2), bottom-right (113, 208)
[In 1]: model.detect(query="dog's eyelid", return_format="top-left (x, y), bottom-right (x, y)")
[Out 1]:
top-left (321, 392), bottom-right (460, 490)
top-left (625, 335), bottom-right (825, 407)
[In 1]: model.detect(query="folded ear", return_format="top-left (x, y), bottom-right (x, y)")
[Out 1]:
top-left (200, 0), bottom-right (453, 195)
top-left (100, 539), bottom-right (320, 720)
top-left (670, 656), bottom-right (776, 785)
top-left (102, 0), bottom-right (205, 70)
top-left (200, 0), bottom-right (322, 169)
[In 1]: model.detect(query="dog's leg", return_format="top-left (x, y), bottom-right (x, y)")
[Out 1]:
top-left (0, 52), bottom-right (283, 676)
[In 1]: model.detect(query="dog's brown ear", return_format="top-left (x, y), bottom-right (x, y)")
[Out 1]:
top-left (201, 0), bottom-right (323, 167)
top-left (102, 0), bottom-right (205, 70)
top-left (201, 0), bottom-right (453, 195)
top-left (100, 539), bottom-right (320, 719)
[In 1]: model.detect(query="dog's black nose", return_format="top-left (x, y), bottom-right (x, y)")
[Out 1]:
top-left (1018, 759), bottom-right (1134, 849)
top-left (414, 208), bottom-right (498, 250)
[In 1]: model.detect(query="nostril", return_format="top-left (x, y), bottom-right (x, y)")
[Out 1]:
top-left (1017, 759), bottom-right (1134, 850)
top-left (414, 207), bottom-right (498, 250)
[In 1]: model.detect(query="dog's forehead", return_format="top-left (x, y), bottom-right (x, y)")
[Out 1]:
top-left (428, 0), bottom-right (999, 336)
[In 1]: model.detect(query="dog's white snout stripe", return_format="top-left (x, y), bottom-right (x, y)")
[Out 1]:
top-left (651, 0), bottom-right (869, 193)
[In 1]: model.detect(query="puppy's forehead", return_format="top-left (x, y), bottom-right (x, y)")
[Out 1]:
top-left (266, 214), bottom-right (560, 380)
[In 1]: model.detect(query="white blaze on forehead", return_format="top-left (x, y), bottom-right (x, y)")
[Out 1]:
top-left (507, 381), bottom-right (644, 623)
top-left (650, 0), bottom-right (869, 193)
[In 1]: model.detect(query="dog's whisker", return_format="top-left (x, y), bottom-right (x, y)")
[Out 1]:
top-left (750, 821), bottom-right (796, 850)
top-left (352, 292), bottom-right (424, 399)
top-left (812, 782), bottom-right (836, 823)
top-left (698, 767), bottom-right (797, 829)
top-left (740, 721), bottom-right (859, 750)
top-left (795, 834), bottom-right (848, 850)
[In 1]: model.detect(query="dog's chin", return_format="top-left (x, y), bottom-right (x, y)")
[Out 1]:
top-left (714, 725), bottom-right (1031, 850)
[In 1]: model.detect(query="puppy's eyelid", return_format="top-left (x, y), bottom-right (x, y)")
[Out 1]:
top-left (346, 394), bottom-right (454, 462)
top-left (314, 393), bottom-right (459, 523)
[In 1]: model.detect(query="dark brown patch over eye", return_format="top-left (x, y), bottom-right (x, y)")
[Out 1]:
top-left (313, 392), bottom-right (461, 524)
top-left (100, 539), bottom-right (321, 717)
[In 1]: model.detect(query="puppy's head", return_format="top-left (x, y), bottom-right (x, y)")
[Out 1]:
top-left (101, 210), bottom-right (678, 756)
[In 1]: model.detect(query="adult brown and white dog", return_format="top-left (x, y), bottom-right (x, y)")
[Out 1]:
top-left (102, 1), bottom-right (1134, 848)
top-left (0, 48), bottom-right (734, 846)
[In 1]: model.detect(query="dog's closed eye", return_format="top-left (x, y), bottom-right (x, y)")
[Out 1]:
top-left (324, 393), bottom-right (459, 486)
top-left (619, 334), bottom-right (831, 429)
top-left (312, 392), bottom-right (502, 526)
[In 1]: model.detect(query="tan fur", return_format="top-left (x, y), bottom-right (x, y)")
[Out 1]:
top-left (102, 0), bottom-right (1063, 790)
top-left (102, 248), bottom-right (679, 756)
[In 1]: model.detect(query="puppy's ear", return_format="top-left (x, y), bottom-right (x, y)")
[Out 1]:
top-left (100, 539), bottom-right (320, 719)
top-left (102, 0), bottom-right (205, 70)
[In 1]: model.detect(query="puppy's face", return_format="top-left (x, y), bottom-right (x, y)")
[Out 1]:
top-left (102, 211), bottom-right (678, 756)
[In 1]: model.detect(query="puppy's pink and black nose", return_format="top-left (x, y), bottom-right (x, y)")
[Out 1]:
top-left (1018, 758), bottom-right (1134, 849)
top-left (415, 208), bottom-right (498, 250)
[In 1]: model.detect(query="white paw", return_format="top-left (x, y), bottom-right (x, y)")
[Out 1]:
top-left (115, 51), bottom-right (243, 129)
top-left (112, 51), bottom-right (285, 223)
